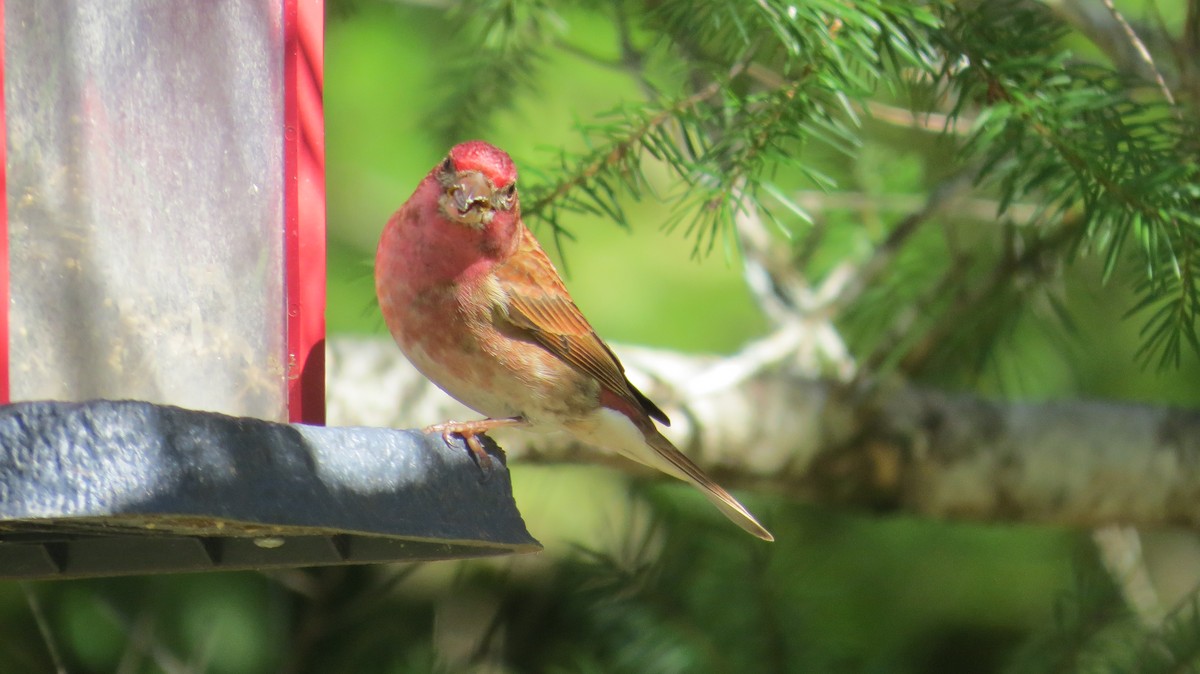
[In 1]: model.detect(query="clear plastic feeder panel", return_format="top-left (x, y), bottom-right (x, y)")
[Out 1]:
top-left (5, 1), bottom-right (288, 420)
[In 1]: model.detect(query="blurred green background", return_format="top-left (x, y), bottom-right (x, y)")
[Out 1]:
top-left (325, 3), bottom-right (768, 352)
top-left (2, 2), bottom-right (1197, 672)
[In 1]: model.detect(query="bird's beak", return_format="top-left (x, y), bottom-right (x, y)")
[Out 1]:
top-left (448, 171), bottom-right (494, 223)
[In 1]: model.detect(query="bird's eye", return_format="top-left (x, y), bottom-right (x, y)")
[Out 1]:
top-left (440, 157), bottom-right (454, 174)
top-left (493, 183), bottom-right (517, 210)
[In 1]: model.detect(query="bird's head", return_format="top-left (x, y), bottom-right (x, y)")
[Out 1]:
top-left (435, 141), bottom-right (519, 229)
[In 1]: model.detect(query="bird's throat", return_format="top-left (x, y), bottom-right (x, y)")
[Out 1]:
top-left (386, 189), bottom-right (518, 290)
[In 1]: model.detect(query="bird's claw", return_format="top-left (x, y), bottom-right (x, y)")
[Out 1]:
top-left (425, 420), bottom-right (513, 480)
top-left (450, 430), bottom-right (494, 473)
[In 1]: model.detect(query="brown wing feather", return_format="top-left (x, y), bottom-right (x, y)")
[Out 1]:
top-left (496, 227), bottom-right (669, 426)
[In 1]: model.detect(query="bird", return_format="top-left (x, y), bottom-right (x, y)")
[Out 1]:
top-left (375, 140), bottom-right (773, 541)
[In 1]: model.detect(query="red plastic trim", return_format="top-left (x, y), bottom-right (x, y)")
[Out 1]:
top-left (0, 0), bottom-right (9, 405)
top-left (284, 0), bottom-right (326, 424)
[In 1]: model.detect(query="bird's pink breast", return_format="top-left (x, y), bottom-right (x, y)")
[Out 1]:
top-left (376, 209), bottom-right (598, 423)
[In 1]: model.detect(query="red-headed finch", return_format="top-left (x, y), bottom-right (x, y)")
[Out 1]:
top-left (375, 141), bottom-right (773, 541)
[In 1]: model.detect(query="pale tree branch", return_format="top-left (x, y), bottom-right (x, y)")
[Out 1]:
top-left (327, 336), bottom-right (1200, 530)
top-left (730, 185), bottom-right (857, 381)
top-left (859, 99), bottom-right (973, 136)
top-left (1092, 525), bottom-right (1165, 625)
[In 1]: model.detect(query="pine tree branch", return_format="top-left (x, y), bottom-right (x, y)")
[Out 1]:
top-left (328, 336), bottom-right (1200, 529)
top-left (745, 63), bottom-right (972, 135)
top-left (937, 0), bottom-right (1200, 367)
top-left (523, 65), bottom-right (745, 223)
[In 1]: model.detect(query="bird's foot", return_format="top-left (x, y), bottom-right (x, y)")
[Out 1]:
top-left (424, 417), bottom-right (524, 475)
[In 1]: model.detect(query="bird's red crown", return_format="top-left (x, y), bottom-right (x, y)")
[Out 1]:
top-left (447, 141), bottom-right (518, 189)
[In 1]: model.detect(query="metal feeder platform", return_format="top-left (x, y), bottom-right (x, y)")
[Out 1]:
top-left (0, 400), bottom-right (540, 579)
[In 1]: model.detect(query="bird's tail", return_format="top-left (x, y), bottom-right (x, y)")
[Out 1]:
top-left (642, 431), bottom-right (774, 542)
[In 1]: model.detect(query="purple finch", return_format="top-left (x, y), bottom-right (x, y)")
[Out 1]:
top-left (375, 141), bottom-right (773, 541)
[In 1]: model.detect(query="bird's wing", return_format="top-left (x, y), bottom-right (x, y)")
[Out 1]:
top-left (495, 227), bottom-right (670, 426)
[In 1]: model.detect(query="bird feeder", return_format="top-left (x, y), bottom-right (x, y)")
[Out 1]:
top-left (0, 0), bottom-right (538, 579)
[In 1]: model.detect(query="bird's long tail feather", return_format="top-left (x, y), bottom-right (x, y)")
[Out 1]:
top-left (643, 431), bottom-right (774, 542)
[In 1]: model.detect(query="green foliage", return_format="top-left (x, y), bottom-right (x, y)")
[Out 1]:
top-left (521, 0), bottom-right (941, 257)
top-left (420, 0), bottom-right (1200, 378)
top-left (1134, 597), bottom-right (1200, 673)
top-left (1005, 561), bottom-right (1200, 674)
top-left (7, 496), bottom-right (1198, 673)
top-left (937, 0), bottom-right (1200, 370)
top-left (1003, 556), bottom-right (1135, 673)
top-left (429, 0), bottom-right (564, 145)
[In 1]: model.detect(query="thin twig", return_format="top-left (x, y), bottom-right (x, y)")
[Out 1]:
top-left (860, 100), bottom-right (973, 136)
top-left (21, 583), bottom-right (67, 674)
top-left (789, 190), bottom-right (1041, 223)
top-left (614, 0), bottom-right (657, 100)
top-left (745, 64), bottom-right (974, 135)
top-left (553, 40), bottom-right (622, 72)
top-left (1054, 0), bottom-right (1164, 81)
top-left (524, 62), bottom-right (746, 219)
top-left (858, 255), bottom-right (974, 377)
top-left (279, 568), bottom-right (342, 674)
top-left (1187, 0), bottom-right (1200, 55)
top-left (94, 597), bottom-right (189, 674)
top-left (827, 169), bottom-right (978, 318)
top-left (1100, 0), bottom-right (1177, 109)
top-left (890, 216), bottom-right (1081, 378)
